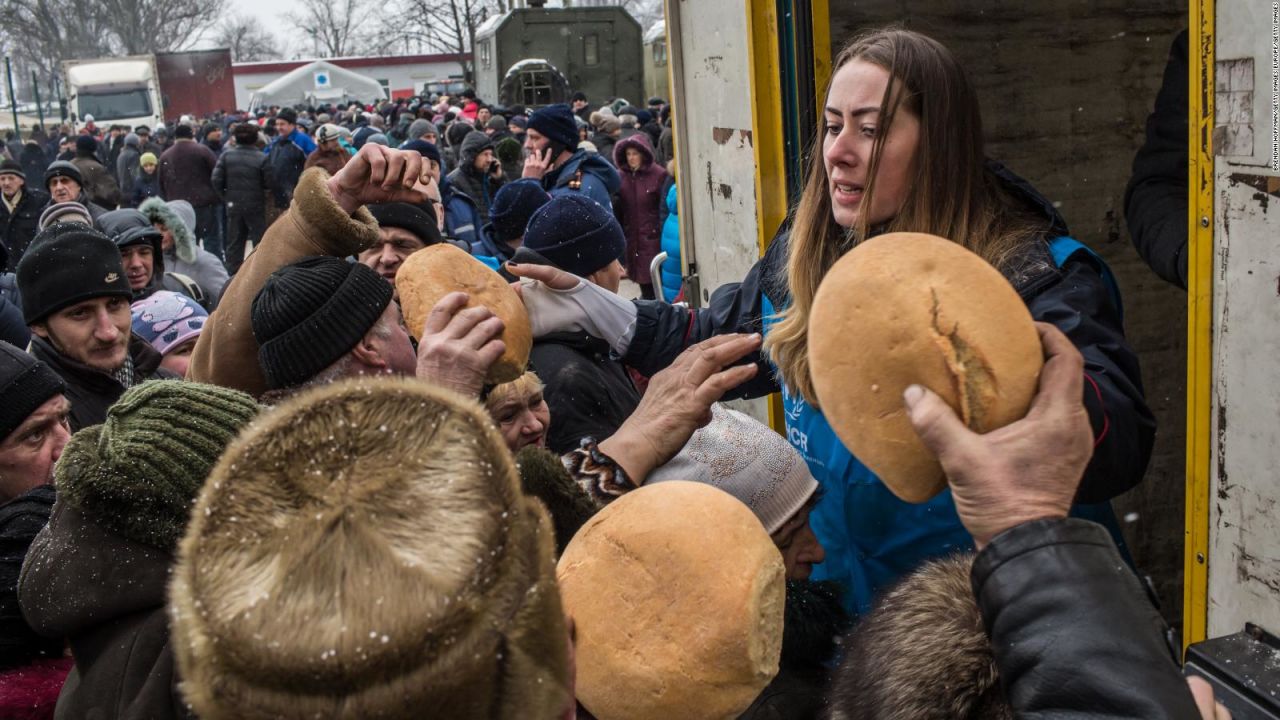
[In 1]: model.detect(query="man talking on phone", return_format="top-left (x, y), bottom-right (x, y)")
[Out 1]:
top-left (521, 104), bottom-right (621, 209)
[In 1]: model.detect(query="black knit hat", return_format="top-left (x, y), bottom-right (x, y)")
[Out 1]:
top-left (43, 160), bottom-right (82, 192)
top-left (276, 107), bottom-right (298, 124)
top-left (527, 104), bottom-right (579, 149)
top-left (251, 257), bottom-right (394, 390)
top-left (400, 139), bottom-right (442, 165)
top-left (517, 194), bottom-right (624, 276)
top-left (486, 179), bottom-right (550, 244)
top-left (16, 223), bottom-right (132, 324)
top-left (368, 203), bottom-right (443, 247)
top-left (0, 159), bottom-right (24, 180)
top-left (0, 340), bottom-right (65, 443)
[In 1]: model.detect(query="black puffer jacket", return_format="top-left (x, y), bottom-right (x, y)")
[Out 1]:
top-left (212, 144), bottom-right (273, 214)
top-left (29, 335), bottom-right (174, 432)
top-left (974, 518), bottom-right (1201, 717)
top-left (0, 485), bottom-right (61, 671)
top-left (529, 331), bottom-right (641, 454)
top-left (1125, 30), bottom-right (1189, 289)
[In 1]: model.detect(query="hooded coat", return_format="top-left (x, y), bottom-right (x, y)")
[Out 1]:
top-left (446, 132), bottom-right (504, 224)
top-left (97, 208), bottom-right (169, 302)
top-left (138, 198), bottom-right (229, 308)
top-left (612, 135), bottom-right (668, 285)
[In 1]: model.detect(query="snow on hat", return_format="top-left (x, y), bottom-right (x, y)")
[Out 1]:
top-left (131, 290), bottom-right (208, 357)
top-left (170, 377), bottom-right (570, 719)
top-left (485, 179), bottom-right (550, 244)
top-left (527, 104), bottom-right (578, 149)
top-left (518, 193), bottom-right (623, 277)
top-left (17, 223), bottom-right (132, 324)
top-left (646, 404), bottom-right (819, 533)
top-left (37, 201), bottom-right (92, 231)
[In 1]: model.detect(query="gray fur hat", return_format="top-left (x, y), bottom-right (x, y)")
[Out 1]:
top-left (138, 197), bottom-right (197, 264)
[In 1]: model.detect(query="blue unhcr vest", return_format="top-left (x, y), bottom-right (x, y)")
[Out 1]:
top-left (763, 236), bottom-right (1131, 615)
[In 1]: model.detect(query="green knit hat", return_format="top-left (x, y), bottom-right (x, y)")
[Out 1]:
top-left (56, 380), bottom-right (260, 551)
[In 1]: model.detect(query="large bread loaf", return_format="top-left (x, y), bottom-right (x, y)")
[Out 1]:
top-left (808, 232), bottom-right (1044, 502)
top-left (395, 243), bottom-right (532, 384)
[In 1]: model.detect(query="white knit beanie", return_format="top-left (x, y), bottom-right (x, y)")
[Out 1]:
top-left (646, 404), bottom-right (818, 533)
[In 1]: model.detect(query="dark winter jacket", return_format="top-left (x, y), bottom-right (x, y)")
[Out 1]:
top-left (0, 485), bottom-right (61, 671)
top-left (1125, 30), bottom-right (1188, 289)
top-left (116, 145), bottom-right (141, 205)
top-left (130, 171), bottom-right (161, 208)
top-left (28, 335), bottom-right (174, 432)
top-left (43, 192), bottom-right (108, 227)
top-left (590, 133), bottom-right (618, 167)
top-left (213, 144), bottom-right (273, 214)
top-left (621, 161), bottom-right (1156, 614)
top-left (0, 290), bottom-right (26, 347)
top-left (19, 143), bottom-right (48, 182)
top-left (157, 140), bottom-right (219, 208)
top-left (657, 126), bottom-right (674, 169)
top-left (303, 144), bottom-right (351, 177)
top-left (265, 131), bottom-right (311, 207)
top-left (529, 331), bottom-right (641, 454)
top-left (70, 155), bottom-right (120, 209)
top-left (447, 132), bottom-right (505, 224)
top-left (1, 187), bottom-right (51, 272)
top-left (740, 581), bottom-right (848, 720)
top-left (973, 518), bottom-right (1201, 718)
top-left (542, 149), bottom-right (620, 209)
top-left (440, 175), bottom-right (488, 249)
top-left (18, 500), bottom-right (190, 720)
top-left (613, 135), bottom-right (668, 285)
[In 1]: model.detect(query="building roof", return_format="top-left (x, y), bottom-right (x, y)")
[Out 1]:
top-left (233, 53), bottom-right (468, 76)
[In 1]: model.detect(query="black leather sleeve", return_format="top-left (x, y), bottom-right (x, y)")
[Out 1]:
top-left (973, 518), bottom-right (1200, 719)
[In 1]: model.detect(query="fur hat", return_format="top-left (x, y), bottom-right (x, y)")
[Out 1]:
top-left (139, 197), bottom-right (197, 263)
top-left (828, 554), bottom-right (1011, 720)
top-left (169, 377), bottom-right (571, 719)
top-left (514, 445), bottom-right (598, 554)
top-left (139, 152), bottom-right (158, 167)
top-left (54, 380), bottom-right (259, 552)
top-left (647, 404), bottom-right (818, 533)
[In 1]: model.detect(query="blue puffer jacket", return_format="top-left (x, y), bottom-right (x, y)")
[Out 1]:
top-left (619, 161), bottom-right (1155, 615)
top-left (659, 183), bottom-right (682, 302)
top-left (543, 150), bottom-right (621, 209)
top-left (440, 176), bottom-right (488, 249)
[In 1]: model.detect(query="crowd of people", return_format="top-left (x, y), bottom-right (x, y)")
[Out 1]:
top-left (0, 25), bottom-right (1234, 720)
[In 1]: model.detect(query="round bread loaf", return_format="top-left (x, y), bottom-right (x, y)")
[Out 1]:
top-left (808, 232), bottom-right (1044, 503)
top-left (557, 482), bottom-right (785, 720)
top-left (395, 243), bottom-right (532, 384)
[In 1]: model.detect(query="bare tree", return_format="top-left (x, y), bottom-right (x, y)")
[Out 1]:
top-left (0, 0), bottom-right (112, 86)
top-left (285, 0), bottom-right (381, 57)
top-left (98, 0), bottom-right (228, 54)
top-left (394, 0), bottom-right (498, 81)
top-left (215, 15), bottom-right (281, 62)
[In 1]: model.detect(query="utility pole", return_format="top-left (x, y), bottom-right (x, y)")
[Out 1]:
top-left (31, 71), bottom-right (45, 130)
top-left (5, 57), bottom-right (19, 135)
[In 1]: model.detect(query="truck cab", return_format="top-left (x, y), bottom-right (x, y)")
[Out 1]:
top-left (62, 56), bottom-right (165, 131)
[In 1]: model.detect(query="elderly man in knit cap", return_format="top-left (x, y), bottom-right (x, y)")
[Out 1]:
top-left (190, 143), bottom-right (506, 401)
top-left (16, 224), bottom-right (175, 430)
top-left (358, 202), bottom-right (445, 286)
top-left (19, 380), bottom-right (259, 720)
top-left (42, 161), bottom-right (108, 224)
top-left (514, 193), bottom-right (639, 453)
top-left (69, 135), bottom-right (120, 209)
top-left (169, 377), bottom-right (572, 720)
top-left (523, 103), bottom-right (620, 208)
top-left (0, 340), bottom-right (70, 713)
top-left (0, 159), bottom-right (50, 272)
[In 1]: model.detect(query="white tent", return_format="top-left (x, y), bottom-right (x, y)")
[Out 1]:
top-left (248, 60), bottom-right (386, 111)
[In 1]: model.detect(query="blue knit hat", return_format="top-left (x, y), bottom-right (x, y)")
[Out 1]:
top-left (485, 179), bottom-right (550, 244)
top-left (518, 194), bottom-right (624, 277)
top-left (527, 104), bottom-right (578, 149)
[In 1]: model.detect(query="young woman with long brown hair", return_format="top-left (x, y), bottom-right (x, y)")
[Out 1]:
top-left (511, 27), bottom-right (1154, 614)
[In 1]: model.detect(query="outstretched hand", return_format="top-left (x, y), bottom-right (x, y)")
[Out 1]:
top-left (326, 144), bottom-right (429, 215)
top-left (600, 333), bottom-right (763, 483)
top-left (903, 322), bottom-right (1094, 549)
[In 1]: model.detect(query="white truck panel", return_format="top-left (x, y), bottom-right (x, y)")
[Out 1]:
top-left (1207, 0), bottom-right (1280, 638)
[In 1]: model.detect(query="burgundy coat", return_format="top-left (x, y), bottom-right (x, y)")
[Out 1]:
top-left (157, 140), bottom-right (219, 208)
top-left (612, 134), bottom-right (669, 285)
